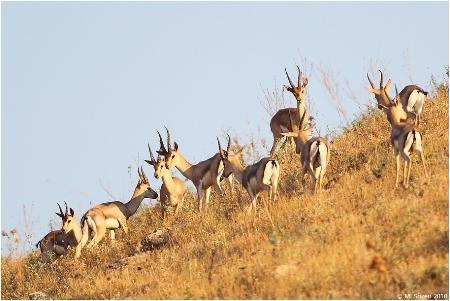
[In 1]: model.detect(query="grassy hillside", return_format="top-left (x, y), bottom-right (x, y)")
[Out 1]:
top-left (2, 84), bottom-right (448, 299)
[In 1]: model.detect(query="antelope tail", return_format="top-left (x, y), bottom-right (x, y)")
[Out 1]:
top-left (80, 215), bottom-right (91, 248)
top-left (263, 160), bottom-right (278, 185)
top-left (419, 89), bottom-right (428, 96)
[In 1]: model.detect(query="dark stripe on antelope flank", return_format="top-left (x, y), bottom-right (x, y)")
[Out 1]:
top-left (399, 84), bottom-right (425, 100)
top-left (241, 157), bottom-right (273, 190)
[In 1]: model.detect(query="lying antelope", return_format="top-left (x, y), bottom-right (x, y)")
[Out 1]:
top-left (77, 167), bottom-right (158, 252)
top-left (367, 70), bottom-right (428, 124)
top-left (281, 111), bottom-right (330, 193)
top-left (218, 135), bottom-right (280, 212)
top-left (157, 128), bottom-right (226, 211)
top-left (145, 143), bottom-right (186, 219)
top-left (270, 66), bottom-right (309, 154)
top-left (35, 203), bottom-right (81, 261)
top-left (377, 86), bottom-right (428, 188)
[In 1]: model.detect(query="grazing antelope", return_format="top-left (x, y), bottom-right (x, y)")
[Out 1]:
top-left (281, 111), bottom-right (330, 193)
top-left (377, 86), bottom-right (428, 188)
top-left (35, 203), bottom-right (80, 261)
top-left (145, 143), bottom-right (186, 219)
top-left (157, 128), bottom-right (227, 211)
top-left (270, 66), bottom-right (309, 154)
top-left (217, 135), bottom-right (280, 212)
top-left (367, 70), bottom-right (428, 124)
top-left (78, 167), bottom-right (158, 251)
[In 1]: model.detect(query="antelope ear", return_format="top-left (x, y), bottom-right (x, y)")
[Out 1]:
top-left (174, 142), bottom-right (179, 151)
top-left (69, 208), bottom-right (74, 216)
top-left (55, 212), bottom-right (63, 218)
top-left (367, 87), bottom-right (379, 94)
top-left (282, 85), bottom-right (291, 92)
top-left (156, 150), bottom-right (165, 156)
top-left (145, 159), bottom-right (154, 166)
top-left (281, 132), bottom-right (299, 138)
top-left (302, 77), bottom-right (308, 87)
top-left (378, 103), bottom-right (388, 110)
top-left (384, 79), bottom-right (392, 92)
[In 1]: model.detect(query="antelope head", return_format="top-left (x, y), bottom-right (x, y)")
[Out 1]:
top-left (57, 202), bottom-right (77, 234)
top-left (378, 85), bottom-right (410, 124)
top-left (157, 127), bottom-right (180, 169)
top-left (367, 70), bottom-right (393, 108)
top-left (283, 65), bottom-right (309, 104)
top-left (134, 166), bottom-right (158, 199)
top-left (145, 143), bottom-right (167, 180)
top-left (217, 134), bottom-right (243, 178)
top-left (280, 110), bottom-right (315, 154)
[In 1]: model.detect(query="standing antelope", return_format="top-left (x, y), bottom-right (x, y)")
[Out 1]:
top-left (270, 66), bottom-right (309, 154)
top-left (376, 86), bottom-right (428, 188)
top-left (35, 203), bottom-right (81, 261)
top-left (281, 111), bottom-right (330, 193)
top-left (77, 167), bottom-right (158, 252)
top-left (145, 143), bottom-right (186, 219)
top-left (157, 128), bottom-right (226, 211)
top-left (367, 70), bottom-right (428, 124)
top-left (217, 135), bottom-right (280, 212)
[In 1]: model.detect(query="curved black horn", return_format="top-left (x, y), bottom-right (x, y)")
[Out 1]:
top-left (57, 203), bottom-right (64, 217)
top-left (217, 137), bottom-right (222, 152)
top-left (285, 68), bottom-right (295, 89)
top-left (137, 166), bottom-right (142, 180)
top-left (297, 65), bottom-right (302, 87)
top-left (140, 166), bottom-right (148, 183)
top-left (378, 70), bottom-right (384, 88)
top-left (367, 73), bottom-right (375, 88)
top-left (164, 126), bottom-right (172, 151)
top-left (148, 143), bottom-right (156, 162)
top-left (226, 134), bottom-right (231, 153)
top-left (157, 130), bottom-right (167, 154)
top-left (64, 201), bottom-right (68, 216)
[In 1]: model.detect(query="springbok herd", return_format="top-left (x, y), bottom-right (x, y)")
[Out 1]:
top-left (36, 68), bottom-right (429, 260)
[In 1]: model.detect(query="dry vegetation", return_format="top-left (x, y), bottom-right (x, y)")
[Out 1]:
top-left (2, 83), bottom-right (448, 300)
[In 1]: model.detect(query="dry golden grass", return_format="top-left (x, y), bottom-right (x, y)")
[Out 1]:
top-left (2, 85), bottom-right (448, 299)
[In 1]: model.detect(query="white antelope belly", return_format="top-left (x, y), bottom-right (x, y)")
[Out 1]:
top-left (104, 218), bottom-right (120, 229)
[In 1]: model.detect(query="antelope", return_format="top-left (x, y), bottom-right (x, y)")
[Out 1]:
top-left (35, 203), bottom-right (81, 261)
top-left (280, 111), bottom-right (330, 193)
top-left (377, 86), bottom-right (428, 188)
top-left (58, 203), bottom-right (84, 258)
top-left (367, 70), bottom-right (428, 124)
top-left (157, 128), bottom-right (226, 211)
top-left (217, 135), bottom-right (280, 212)
top-left (270, 66), bottom-right (309, 154)
top-left (145, 143), bottom-right (186, 219)
top-left (78, 167), bottom-right (158, 251)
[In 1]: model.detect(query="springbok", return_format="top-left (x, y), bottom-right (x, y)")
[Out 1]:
top-left (157, 128), bottom-right (227, 211)
top-left (377, 86), bottom-right (428, 188)
top-left (145, 143), bottom-right (186, 219)
top-left (367, 70), bottom-right (428, 124)
top-left (58, 203), bottom-right (84, 258)
top-left (270, 66), bottom-right (309, 154)
top-left (217, 135), bottom-right (280, 212)
top-left (78, 167), bottom-right (158, 251)
top-left (35, 203), bottom-right (80, 260)
top-left (280, 111), bottom-right (330, 193)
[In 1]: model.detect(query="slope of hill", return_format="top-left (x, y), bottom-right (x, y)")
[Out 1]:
top-left (2, 84), bottom-right (448, 299)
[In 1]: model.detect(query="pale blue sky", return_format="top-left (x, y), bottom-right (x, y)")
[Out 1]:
top-left (2, 2), bottom-right (448, 254)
